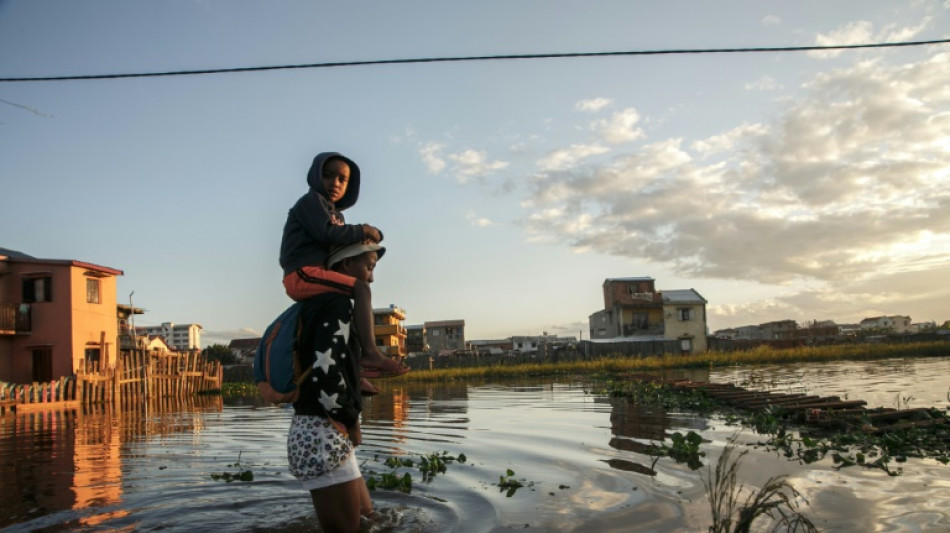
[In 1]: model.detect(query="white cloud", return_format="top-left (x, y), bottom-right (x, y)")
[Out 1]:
top-left (762, 15), bottom-right (781, 26)
top-left (537, 144), bottom-right (609, 171)
top-left (809, 18), bottom-right (931, 59)
top-left (809, 20), bottom-right (874, 59)
top-left (419, 142), bottom-right (446, 173)
top-left (521, 50), bottom-right (950, 291)
top-left (744, 75), bottom-right (783, 91)
top-left (447, 149), bottom-right (509, 184)
top-left (592, 108), bottom-right (645, 144)
top-left (466, 212), bottom-right (495, 227)
top-left (575, 97), bottom-right (612, 112)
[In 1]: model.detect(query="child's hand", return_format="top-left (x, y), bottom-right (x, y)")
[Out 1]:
top-left (361, 224), bottom-right (382, 243)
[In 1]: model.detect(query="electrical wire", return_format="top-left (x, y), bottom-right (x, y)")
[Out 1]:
top-left (1, 38), bottom-right (948, 83)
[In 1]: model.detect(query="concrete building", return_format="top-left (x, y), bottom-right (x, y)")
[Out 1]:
top-left (136, 322), bottom-right (202, 351)
top-left (588, 277), bottom-right (708, 354)
top-left (1, 247), bottom-right (123, 383)
top-left (425, 319), bottom-right (465, 354)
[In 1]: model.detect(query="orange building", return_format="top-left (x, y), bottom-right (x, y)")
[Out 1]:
top-left (373, 305), bottom-right (407, 358)
top-left (0, 248), bottom-right (123, 383)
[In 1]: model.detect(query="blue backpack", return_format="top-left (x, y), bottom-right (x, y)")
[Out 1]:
top-left (254, 303), bottom-right (313, 403)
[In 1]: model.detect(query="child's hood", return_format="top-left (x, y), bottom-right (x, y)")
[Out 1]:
top-left (306, 152), bottom-right (361, 211)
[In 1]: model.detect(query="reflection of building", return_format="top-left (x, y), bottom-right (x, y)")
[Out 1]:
top-left (373, 305), bottom-right (407, 358)
top-left (136, 322), bottom-right (202, 351)
top-left (588, 277), bottom-right (708, 354)
top-left (0, 397), bottom-right (222, 529)
top-left (425, 319), bottom-right (465, 354)
top-left (1, 248), bottom-right (123, 383)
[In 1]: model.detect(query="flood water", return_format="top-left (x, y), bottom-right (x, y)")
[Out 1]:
top-left (2, 356), bottom-right (949, 532)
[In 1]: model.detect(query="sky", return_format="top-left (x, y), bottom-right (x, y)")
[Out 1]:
top-left (1, 1), bottom-right (948, 347)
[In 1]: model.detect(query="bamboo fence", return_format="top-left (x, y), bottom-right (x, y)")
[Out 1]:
top-left (0, 351), bottom-right (222, 414)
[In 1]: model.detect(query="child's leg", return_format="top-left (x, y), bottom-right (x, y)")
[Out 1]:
top-left (310, 478), bottom-right (365, 533)
top-left (352, 280), bottom-right (385, 360)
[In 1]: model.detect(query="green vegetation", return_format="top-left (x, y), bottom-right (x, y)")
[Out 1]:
top-left (366, 451), bottom-right (467, 493)
top-left (497, 468), bottom-right (535, 497)
top-left (402, 341), bottom-right (950, 383)
top-left (202, 343), bottom-right (238, 365)
top-left (705, 441), bottom-right (817, 533)
top-left (210, 452), bottom-right (254, 483)
top-left (594, 377), bottom-right (950, 476)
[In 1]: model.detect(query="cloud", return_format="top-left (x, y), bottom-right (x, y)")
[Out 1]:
top-left (575, 97), bottom-right (612, 112)
top-left (809, 20), bottom-right (874, 59)
top-left (419, 142), bottom-right (446, 173)
top-left (537, 144), bottom-right (610, 171)
top-left (203, 327), bottom-right (261, 346)
top-left (466, 212), bottom-right (495, 227)
top-left (744, 75), bottom-right (783, 91)
top-left (447, 149), bottom-right (509, 184)
top-left (809, 19), bottom-right (930, 59)
top-left (522, 51), bottom-right (950, 292)
top-left (592, 108), bottom-right (646, 144)
top-left (762, 15), bottom-right (781, 26)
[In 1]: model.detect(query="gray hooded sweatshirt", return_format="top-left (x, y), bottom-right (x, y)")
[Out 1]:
top-left (279, 152), bottom-right (367, 276)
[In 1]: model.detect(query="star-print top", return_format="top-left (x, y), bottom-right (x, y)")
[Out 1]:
top-left (292, 293), bottom-right (362, 427)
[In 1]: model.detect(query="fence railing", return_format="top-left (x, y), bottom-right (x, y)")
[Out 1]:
top-left (0, 351), bottom-right (222, 413)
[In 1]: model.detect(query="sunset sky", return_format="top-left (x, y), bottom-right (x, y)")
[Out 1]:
top-left (2, 1), bottom-right (948, 346)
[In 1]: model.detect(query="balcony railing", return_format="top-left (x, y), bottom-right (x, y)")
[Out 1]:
top-left (0, 303), bottom-right (31, 335)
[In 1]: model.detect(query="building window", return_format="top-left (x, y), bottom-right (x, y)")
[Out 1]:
top-left (678, 308), bottom-right (694, 321)
top-left (86, 278), bottom-right (101, 304)
top-left (23, 277), bottom-right (52, 303)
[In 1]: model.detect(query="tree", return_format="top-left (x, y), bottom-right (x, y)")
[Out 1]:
top-left (202, 343), bottom-right (238, 365)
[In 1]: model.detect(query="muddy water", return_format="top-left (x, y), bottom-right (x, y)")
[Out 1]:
top-left (1, 356), bottom-right (948, 532)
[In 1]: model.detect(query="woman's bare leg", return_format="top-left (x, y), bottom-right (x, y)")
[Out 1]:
top-left (310, 478), bottom-right (365, 533)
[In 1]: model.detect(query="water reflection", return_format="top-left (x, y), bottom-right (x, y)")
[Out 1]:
top-left (1, 357), bottom-right (948, 532)
top-left (0, 397), bottom-right (222, 530)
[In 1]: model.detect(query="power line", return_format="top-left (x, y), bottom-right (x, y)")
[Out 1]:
top-left (2, 38), bottom-right (948, 83)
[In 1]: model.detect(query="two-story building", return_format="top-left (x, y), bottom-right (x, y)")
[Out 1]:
top-left (1, 247), bottom-right (123, 383)
top-left (588, 277), bottom-right (707, 354)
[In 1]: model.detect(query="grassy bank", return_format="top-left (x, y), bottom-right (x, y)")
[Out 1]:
top-left (398, 341), bottom-right (950, 383)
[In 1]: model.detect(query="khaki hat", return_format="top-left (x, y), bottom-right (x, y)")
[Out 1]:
top-left (327, 242), bottom-right (386, 268)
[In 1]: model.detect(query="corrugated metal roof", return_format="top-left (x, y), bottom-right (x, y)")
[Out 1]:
top-left (661, 289), bottom-right (707, 304)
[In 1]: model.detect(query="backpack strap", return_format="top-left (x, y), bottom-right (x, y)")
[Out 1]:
top-left (292, 308), bottom-right (314, 387)
top-left (263, 321), bottom-right (282, 385)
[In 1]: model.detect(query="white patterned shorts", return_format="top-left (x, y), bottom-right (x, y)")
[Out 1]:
top-left (287, 415), bottom-right (359, 490)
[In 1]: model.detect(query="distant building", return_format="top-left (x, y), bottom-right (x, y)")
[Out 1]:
top-left (469, 338), bottom-right (512, 355)
top-left (374, 305), bottom-right (407, 358)
top-left (588, 277), bottom-right (707, 354)
top-left (425, 319), bottom-right (465, 354)
top-left (228, 338), bottom-right (260, 364)
top-left (136, 322), bottom-right (202, 351)
top-left (1, 248), bottom-right (123, 382)
top-left (759, 320), bottom-right (798, 340)
top-left (405, 324), bottom-right (426, 353)
top-left (860, 315), bottom-right (912, 333)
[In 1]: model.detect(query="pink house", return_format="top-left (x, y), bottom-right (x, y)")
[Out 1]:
top-left (0, 248), bottom-right (123, 383)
